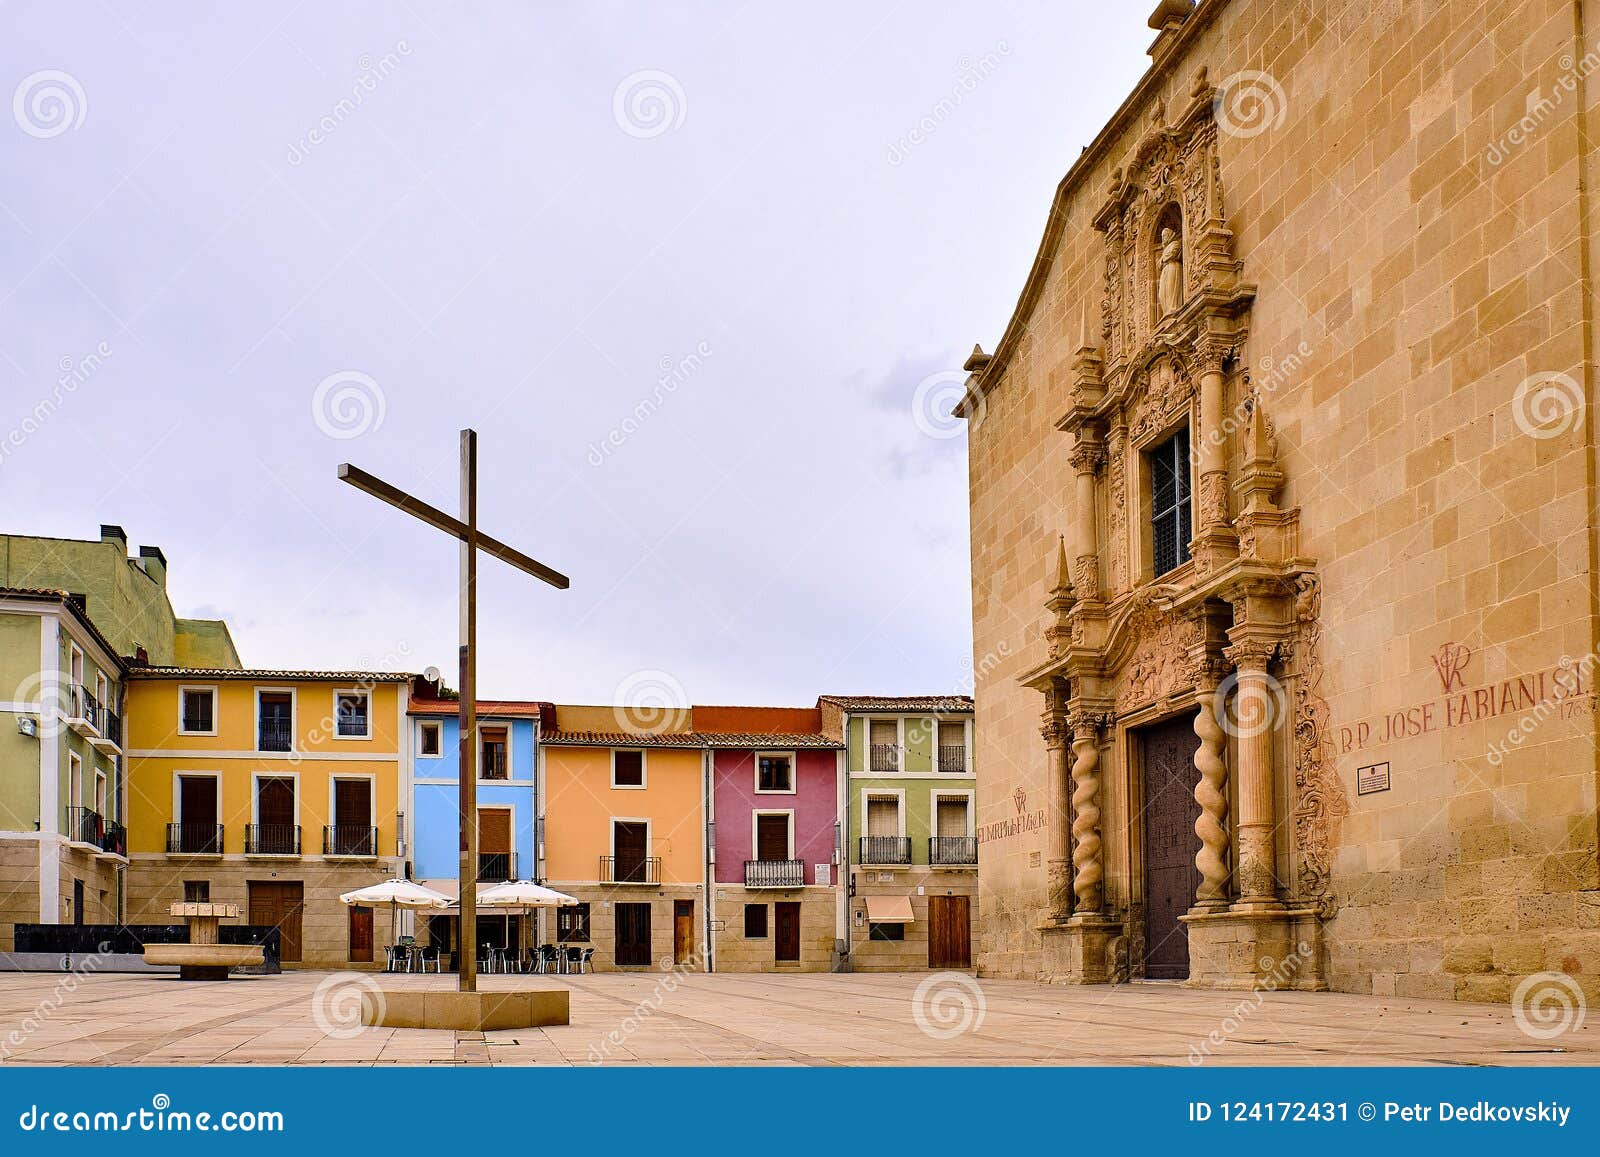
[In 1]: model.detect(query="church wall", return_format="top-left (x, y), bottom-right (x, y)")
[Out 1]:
top-left (969, 0), bottom-right (1600, 1000)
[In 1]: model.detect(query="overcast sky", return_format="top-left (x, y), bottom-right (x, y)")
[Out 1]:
top-left (1, 2), bottom-right (1150, 705)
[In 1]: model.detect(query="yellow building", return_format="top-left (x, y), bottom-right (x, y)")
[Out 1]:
top-left (540, 705), bottom-right (707, 971)
top-left (124, 667), bottom-right (411, 968)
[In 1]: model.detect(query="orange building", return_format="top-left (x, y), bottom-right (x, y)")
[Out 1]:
top-left (539, 704), bottom-right (706, 971)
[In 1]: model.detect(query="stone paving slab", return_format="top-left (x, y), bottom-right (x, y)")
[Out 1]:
top-left (0, 970), bottom-right (1593, 1066)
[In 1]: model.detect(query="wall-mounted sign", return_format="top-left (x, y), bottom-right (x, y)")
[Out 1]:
top-left (815, 864), bottom-right (831, 886)
top-left (1357, 762), bottom-right (1391, 796)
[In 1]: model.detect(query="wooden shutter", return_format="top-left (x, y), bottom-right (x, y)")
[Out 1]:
top-left (867, 797), bottom-right (896, 837)
top-left (613, 820), bottom-right (647, 863)
top-left (179, 775), bottom-right (217, 825)
top-left (936, 797), bottom-right (967, 837)
top-left (478, 808), bottom-right (512, 854)
top-left (334, 778), bottom-right (371, 827)
top-left (869, 720), bottom-right (897, 746)
top-left (756, 814), bottom-right (789, 862)
top-left (257, 777), bottom-right (295, 827)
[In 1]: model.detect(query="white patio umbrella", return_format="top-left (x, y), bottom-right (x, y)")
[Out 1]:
top-left (339, 878), bottom-right (451, 956)
top-left (476, 880), bottom-right (578, 963)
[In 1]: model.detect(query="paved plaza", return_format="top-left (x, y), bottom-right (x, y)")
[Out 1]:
top-left (0, 969), bottom-right (1594, 1066)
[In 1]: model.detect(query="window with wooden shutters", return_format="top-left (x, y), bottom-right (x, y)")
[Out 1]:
top-left (557, 902), bottom-right (591, 943)
top-left (868, 720), bottom-right (899, 772)
top-left (612, 820), bottom-right (648, 881)
top-left (867, 796), bottom-right (898, 837)
top-left (744, 903), bottom-right (768, 938)
top-left (937, 721), bottom-right (966, 772)
top-left (480, 725), bottom-right (508, 778)
top-left (612, 749), bottom-right (644, 788)
top-left (180, 687), bottom-right (215, 734)
top-left (936, 797), bottom-right (969, 837)
top-left (755, 813), bottom-right (790, 862)
top-left (1150, 426), bottom-right (1193, 576)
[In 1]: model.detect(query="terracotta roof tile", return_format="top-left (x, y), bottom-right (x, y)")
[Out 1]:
top-left (817, 694), bottom-right (973, 712)
top-left (541, 730), bottom-right (842, 750)
top-left (129, 665), bottom-right (412, 682)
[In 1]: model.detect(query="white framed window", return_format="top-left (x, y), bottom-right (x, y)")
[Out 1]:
top-left (612, 749), bottom-right (646, 789)
top-left (751, 810), bottom-right (795, 861)
top-left (333, 689), bottom-right (371, 739)
top-left (179, 686), bottom-right (218, 735)
top-left (94, 769), bottom-right (108, 815)
top-left (68, 751), bottom-right (83, 811)
top-left (418, 720), bottom-right (442, 757)
top-left (755, 751), bottom-right (795, 794)
top-left (866, 717), bottom-right (901, 773)
top-left (255, 688), bottom-right (295, 753)
top-left (68, 644), bottom-right (84, 687)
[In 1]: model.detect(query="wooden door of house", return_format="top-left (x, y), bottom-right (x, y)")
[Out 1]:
top-left (249, 880), bottom-right (304, 963)
top-left (348, 905), bottom-right (373, 963)
top-left (478, 807), bottom-right (511, 880)
top-left (333, 778), bottom-right (373, 855)
top-left (1141, 713), bottom-right (1203, 980)
top-left (928, 895), bottom-right (972, 968)
top-left (615, 902), bottom-right (652, 966)
top-left (673, 900), bottom-right (694, 965)
top-left (774, 901), bottom-right (801, 962)
top-left (178, 774), bottom-right (218, 852)
top-left (256, 776), bottom-right (295, 854)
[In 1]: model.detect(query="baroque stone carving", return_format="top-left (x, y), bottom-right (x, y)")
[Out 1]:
top-left (1288, 574), bottom-right (1349, 898)
top-left (1191, 660), bottom-right (1230, 906)
top-left (1113, 592), bottom-right (1202, 709)
top-left (1068, 709), bottom-right (1108, 913)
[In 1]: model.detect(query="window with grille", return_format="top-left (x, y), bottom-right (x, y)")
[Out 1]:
top-left (1150, 427), bottom-right (1193, 576)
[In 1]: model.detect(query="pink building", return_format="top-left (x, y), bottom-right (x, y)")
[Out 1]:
top-left (700, 707), bottom-right (843, 972)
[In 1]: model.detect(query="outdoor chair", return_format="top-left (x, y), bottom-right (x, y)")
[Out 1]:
top-left (579, 947), bottom-right (595, 974)
top-left (536, 944), bottom-right (557, 974)
top-left (418, 945), bottom-right (441, 973)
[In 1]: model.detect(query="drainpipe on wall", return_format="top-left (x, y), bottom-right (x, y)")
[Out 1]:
top-left (837, 712), bottom-right (851, 973)
top-left (703, 744), bottom-right (715, 973)
top-left (534, 728), bottom-right (546, 947)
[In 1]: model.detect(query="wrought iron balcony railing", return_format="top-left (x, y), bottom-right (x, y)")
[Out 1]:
top-left (245, 823), bottom-right (301, 856)
top-left (324, 825), bottom-right (377, 857)
top-left (859, 835), bottom-right (912, 865)
top-left (66, 806), bottom-right (103, 847)
top-left (599, 855), bottom-right (659, 884)
top-left (478, 851), bottom-right (516, 882)
top-left (868, 743), bottom-right (901, 773)
top-left (257, 718), bottom-right (293, 752)
top-left (166, 823), bottom-right (223, 855)
top-left (744, 859), bottom-right (804, 888)
top-left (937, 744), bottom-right (967, 772)
top-left (929, 835), bottom-right (978, 866)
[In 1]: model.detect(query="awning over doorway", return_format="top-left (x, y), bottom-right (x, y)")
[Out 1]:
top-left (865, 895), bottom-right (915, 923)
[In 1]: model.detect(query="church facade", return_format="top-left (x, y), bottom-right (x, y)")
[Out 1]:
top-left (960, 0), bottom-right (1600, 1000)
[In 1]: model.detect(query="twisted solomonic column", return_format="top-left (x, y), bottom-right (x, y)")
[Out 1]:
top-left (1041, 702), bottom-right (1073, 922)
top-left (1068, 709), bottom-right (1107, 914)
top-left (1191, 658), bottom-right (1231, 908)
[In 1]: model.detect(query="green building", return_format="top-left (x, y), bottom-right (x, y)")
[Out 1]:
top-left (0, 527), bottom-right (240, 949)
top-left (819, 695), bottom-right (977, 971)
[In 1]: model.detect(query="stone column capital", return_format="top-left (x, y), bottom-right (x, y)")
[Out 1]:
top-left (1069, 440), bottom-right (1107, 475)
top-left (1223, 637), bottom-right (1278, 672)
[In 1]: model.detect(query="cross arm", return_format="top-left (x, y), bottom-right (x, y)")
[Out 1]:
top-left (337, 462), bottom-right (570, 589)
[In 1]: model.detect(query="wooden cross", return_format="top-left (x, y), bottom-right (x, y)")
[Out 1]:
top-left (340, 429), bottom-right (569, 993)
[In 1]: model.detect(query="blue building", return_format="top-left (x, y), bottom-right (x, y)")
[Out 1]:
top-left (408, 685), bottom-right (546, 896)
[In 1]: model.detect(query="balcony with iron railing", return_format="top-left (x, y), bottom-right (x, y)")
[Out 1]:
top-left (166, 822), bottom-right (224, 855)
top-left (859, 835), bottom-right (912, 866)
top-left (868, 743), bottom-right (901, 773)
top-left (102, 820), bottom-right (126, 857)
top-left (66, 685), bottom-right (101, 738)
top-left (744, 859), bottom-right (804, 888)
top-left (324, 825), bottom-right (378, 857)
top-left (257, 718), bottom-right (293, 752)
top-left (94, 707), bottom-right (122, 750)
top-left (929, 835), bottom-right (978, 866)
top-left (478, 851), bottom-right (516, 882)
top-left (245, 823), bottom-right (301, 856)
top-left (600, 855), bottom-right (659, 884)
top-left (937, 744), bottom-right (967, 773)
top-left (66, 805), bottom-right (103, 848)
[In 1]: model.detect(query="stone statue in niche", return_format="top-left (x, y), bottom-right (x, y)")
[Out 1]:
top-left (1158, 224), bottom-right (1184, 318)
